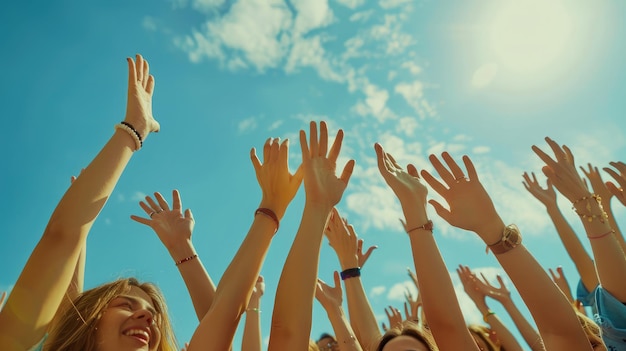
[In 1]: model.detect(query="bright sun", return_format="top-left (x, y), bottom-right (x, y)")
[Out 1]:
top-left (489, 0), bottom-right (573, 74)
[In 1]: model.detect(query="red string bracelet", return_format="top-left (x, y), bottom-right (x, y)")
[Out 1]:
top-left (255, 208), bottom-right (279, 233)
top-left (588, 229), bottom-right (615, 240)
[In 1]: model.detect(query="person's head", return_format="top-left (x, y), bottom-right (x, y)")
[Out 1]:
top-left (316, 333), bottom-right (339, 351)
top-left (376, 321), bottom-right (437, 351)
top-left (44, 277), bottom-right (177, 351)
top-left (468, 325), bottom-right (501, 351)
top-left (576, 311), bottom-right (606, 351)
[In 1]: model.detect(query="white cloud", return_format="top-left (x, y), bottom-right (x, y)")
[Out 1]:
top-left (395, 117), bottom-right (419, 137)
top-left (472, 146), bottom-right (491, 154)
top-left (386, 280), bottom-right (417, 302)
top-left (370, 15), bottom-right (412, 55)
top-left (192, 0), bottom-right (226, 12)
top-left (131, 192), bottom-right (147, 202)
top-left (142, 16), bottom-right (157, 32)
top-left (285, 35), bottom-right (344, 82)
top-left (395, 80), bottom-right (435, 119)
top-left (401, 61), bottom-right (422, 75)
top-left (379, 0), bottom-right (412, 9)
top-left (352, 82), bottom-right (395, 122)
top-left (238, 117), bottom-right (258, 133)
top-left (350, 9), bottom-right (374, 22)
top-left (269, 120), bottom-right (284, 131)
top-left (370, 285), bottom-right (387, 297)
top-left (291, 0), bottom-right (334, 37)
top-left (471, 63), bottom-right (499, 89)
top-left (336, 0), bottom-right (365, 9)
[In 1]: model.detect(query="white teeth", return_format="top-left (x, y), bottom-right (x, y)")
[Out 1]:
top-left (124, 329), bottom-right (149, 340)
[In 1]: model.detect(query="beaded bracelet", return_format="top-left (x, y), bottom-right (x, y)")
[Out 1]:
top-left (115, 122), bottom-right (143, 151)
top-left (175, 254), bottom-right (198, 266)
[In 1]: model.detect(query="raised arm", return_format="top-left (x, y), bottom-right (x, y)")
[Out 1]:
top-left (421, 151), bottom-right (591, 350)
top-left (315, 271), bottom-right (363, 351)
top-left (603, 161), bottom-right (626, 206)
top-left (268, 121), bottom-right (354, 350)
top-left (131, 190), bottom-right (215, 321)
top-left (522, 172), bottom-right (598, 291)
top-left (533, 138), bottom-right (626, 302)
top-left (474, 273), bottom-right (545, 351)
top-left (324, 208), bottom-right (380, 350)
top-left (188, 137), bottom-right (302, 351)
top-left (242, 276), bottom-right (265, 351)
top-left (0, 54), bottom-right (159, 351)
top-left (375, 144), bottom-right (479, 351)
top-left (580, 163), bottom-right (626, 254)
top-left (457, 266), bottom-right (524, 351)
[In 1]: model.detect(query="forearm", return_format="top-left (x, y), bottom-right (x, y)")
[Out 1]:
top-left (545, 205), bottom-right (597, 291)
top-left (500, 299), bottom-right (544, 351)
top-left (324, 305), bottom-right (362, 351)
top-left (604, 203), bottom-right (626, 253)
top-left (403, 204), bottom-right (477, 350)
top-left (0, 130), bottom-right (135, 350)
top-left (242, 297), bottom-right (262, 351)
top-left (472, 299), bottom-right (523, 351)
top-left (482, 221), bottom-right (590, 349)
top-left (269, 203), bottom-right (329, 350)
top-left (171, 240), bottom-right (216, 321)
top-left (577, 199), bottom-right (626, 302)
top-left (343, 278), bottom-right (381, 351)
top-left (188, 215), bottom-right (275, 351)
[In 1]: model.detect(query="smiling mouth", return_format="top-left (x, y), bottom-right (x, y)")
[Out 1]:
top-left (123, 329), bottom-right (150, 345)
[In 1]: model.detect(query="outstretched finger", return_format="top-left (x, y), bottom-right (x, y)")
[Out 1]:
top-left (172, 190), bottom-right (182, 210)
top-left (319, 121), bottom-right (328, 157)
top-left (328, 129), bottom-right (344, 164)
top-left (428, 199), bottom-right (452, 224)
top-left (185, 208), bottom-right (194, 222)
top-left (309, 121), bottom-right (319, 157)
top-left (299, 129), bottom-right (310, 164)
top-left (339, 159), bottom-right (355, 184)
top-left (135, 54), bottom-right (144, 82)
top-left (130, 214), bottom-right (151, 226)
top-left (250, 147), bottom-right (262, 174)
top-left (420, 169), bottom-right (448, 197)
top-left (263, 138), bottom-right (271, 164)
top-left (127, 57), bottom-right (137, 86)
top-left (442, 152), bottom-right (466, 180)
top-left (429, 154), bottom-right (455, 185)
top-left (155, 192), bottom-right (170, 211)
top-left (462, 155), bottom-right (479, 181)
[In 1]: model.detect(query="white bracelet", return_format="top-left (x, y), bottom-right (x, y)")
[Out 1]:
top-left (115, 123), bottom-right (142, 151)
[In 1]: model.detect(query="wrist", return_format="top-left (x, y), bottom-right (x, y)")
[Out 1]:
top-left (168, 240), bottom-right (196, 262)
top-left (476, 217), bottom-right (506, 245)
top-left (258, 200), bottom-right (285, 220)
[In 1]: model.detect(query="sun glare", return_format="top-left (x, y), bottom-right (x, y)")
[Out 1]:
top-left (489, 0), bottom-right (573, 74)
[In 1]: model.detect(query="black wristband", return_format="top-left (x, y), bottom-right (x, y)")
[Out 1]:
top-left (340, 267), bottom-right (361, 280)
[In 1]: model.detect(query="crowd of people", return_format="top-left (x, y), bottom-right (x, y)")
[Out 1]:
top-left (0, 54), bottom-right (625, 351)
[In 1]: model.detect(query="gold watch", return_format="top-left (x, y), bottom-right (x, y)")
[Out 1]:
top-left (487, 224), bottom-right (522, 255)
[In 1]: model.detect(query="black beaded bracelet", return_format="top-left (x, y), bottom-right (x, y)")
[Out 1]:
top-left (340, 267), bottom-right (361, 280)
top-left (120, 121), bottom-right (143, 148)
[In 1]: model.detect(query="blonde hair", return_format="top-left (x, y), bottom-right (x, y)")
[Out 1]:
top-left (376, 321), bottom-right (437, 351)
top-left (44, 278), bottom-right (177, 351)
top-left (577, 311), bottom-right (605, 350)
top-left (468, 324), bottom-right (501, 351)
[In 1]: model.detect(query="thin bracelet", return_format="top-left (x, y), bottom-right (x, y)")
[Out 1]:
top-left (175, 254), bottom-right (198, 266)
top-left (255, 208), bottom-right (279, 233)
top-left (483, 310), bottom-right (496, 323)
top-left (588, 229), bottom-right (615, 240)
top-left (406, 220), bottom-right (433, 234)
top-left (246, 307), bottom-right (261, 313)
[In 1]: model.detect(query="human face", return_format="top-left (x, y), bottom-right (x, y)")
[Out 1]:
top-left (95, 286), bottom-right (161, 351)
top-left (382, 335), bottom-right (430, 351)
top-left (317, 336), bottom-right (339, 351)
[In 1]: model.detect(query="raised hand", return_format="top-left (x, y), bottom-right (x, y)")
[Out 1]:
top-left (580, 163), bottom-right (614, 204)
top-left (125, 54), bottom-right (160, 137)
top-left (474, 274), bottom-right (511, 303)
top-left (420, 152), bottom-right (502, 241)
top-left (603, 161), bottom-right (626, 206)
top-left (375, 143), bottom-right (427, 207)
top-left (404, 289), bottom-right (421, 322)
top-left (251, 275), bottom-right (265, 301)
top-left (382, 306), bottom-right (403, 331)
top-left (300, 121), bottom-right (354, 209)
top-left (251, 138), bottom-right (304, 221)
top-left (131, 190), bottom-right (194, 253)
top-left (325, 208), bottom-right (376, 269)
top-left (315, 272), bottom-right (344, 310)
top-left (457, 265), bottom-right (486, 303)
top-left (522, 172), bottom-right (557, 207)
top-left (531, 137), bottom-right (588, 203)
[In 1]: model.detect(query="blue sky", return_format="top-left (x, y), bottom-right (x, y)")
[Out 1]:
top-left (1, 0), bottom-right (626, 347)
